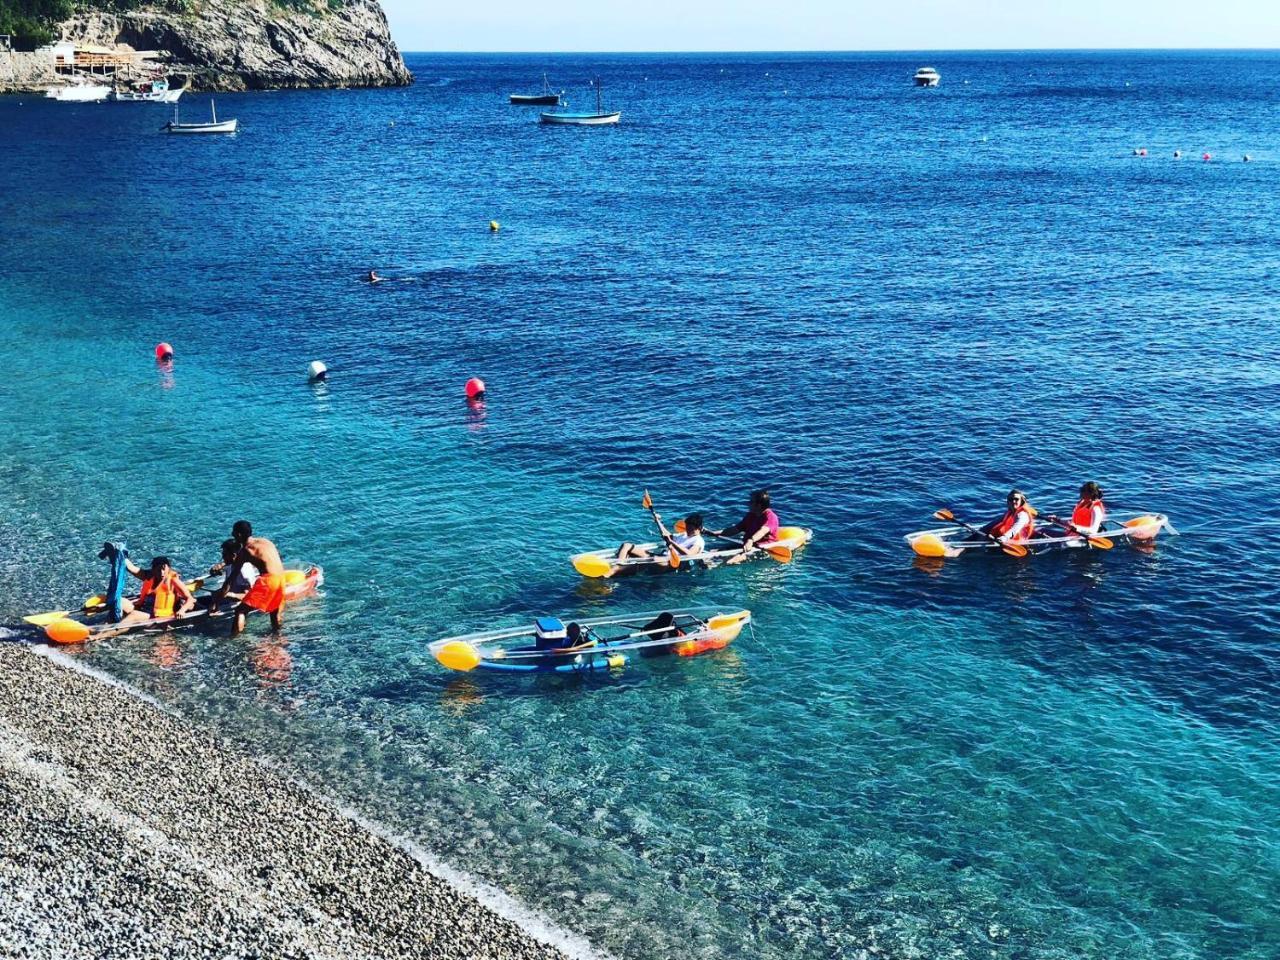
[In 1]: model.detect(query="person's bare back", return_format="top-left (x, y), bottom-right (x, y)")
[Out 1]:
top-left (243, 536), bottom-right (284, 576)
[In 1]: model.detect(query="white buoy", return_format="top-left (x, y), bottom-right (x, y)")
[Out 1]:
top-left (308, 360), bottom-right (328, 382)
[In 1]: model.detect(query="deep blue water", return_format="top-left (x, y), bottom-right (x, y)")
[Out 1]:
top-left (2, 50), bottom-right (1279, 959)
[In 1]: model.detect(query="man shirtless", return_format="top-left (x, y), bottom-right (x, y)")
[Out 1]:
top-left (208, 520), bottom-right (286, 634)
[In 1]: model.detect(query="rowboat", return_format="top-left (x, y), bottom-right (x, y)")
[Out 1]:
top-left (509, 73), bottom-right (562, 106)
top-left (540, 77), bottom-right (620, 125)
top-left (430, 609), bottom-right (751, 674)
top-left (905, 513), bottom-right (1175, 558)
top-left (571, 526), bottom-right (814, 578)
top-left (164, 99), bottom-right (237, 135)
top-left (36, 565), bottom-right (323, 644)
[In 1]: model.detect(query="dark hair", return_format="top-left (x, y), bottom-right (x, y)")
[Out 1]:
top-left (1007, 489), bottom-right (1026, 505)
top-left (220, 539), bottom-right (239, 563)
top-left (684, 513), bottom-right (704, 532)
top-left (751, 489), bottom-right (771, 510)
top-left (232, 520), bottom-right (252, 542)
top-left (151, 556), bottom-right (171, 571)
top-left (1080, 481), bottom-right (1103, 501)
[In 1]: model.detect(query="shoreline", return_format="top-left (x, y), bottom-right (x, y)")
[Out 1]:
top-left (0, 642), bottom-right (599, 960)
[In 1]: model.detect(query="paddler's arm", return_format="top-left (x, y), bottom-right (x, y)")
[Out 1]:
top-left (124, 558), bottom-right (148, 581)
top-left (206, 549), bottom-right (245, 611)
top-left (174, 577), bottom-right (197, 615)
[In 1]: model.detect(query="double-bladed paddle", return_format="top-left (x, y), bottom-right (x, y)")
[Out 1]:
top-left (1040, 514), bottom-right (1114, 549)
top-left (23, 576), bottom-right (212, 627)
top-left (641, 490), bottom-right (683, 569)
top-left (674, 518), bottom-right (794, 563)
top-left (933, 509), bottom-right (1029, 558)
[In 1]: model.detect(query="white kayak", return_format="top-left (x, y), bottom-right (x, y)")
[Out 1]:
top-left (571, 526), bottom-right (814, 578)
top-left (906, 513), bottom-right (1175, 558)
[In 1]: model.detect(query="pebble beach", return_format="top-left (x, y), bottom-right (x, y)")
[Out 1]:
top-left (0, 644), bottom-right (584, 960)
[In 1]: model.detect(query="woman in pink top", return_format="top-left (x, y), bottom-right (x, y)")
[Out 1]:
top-left (714, 489), bottom-right (780, 564)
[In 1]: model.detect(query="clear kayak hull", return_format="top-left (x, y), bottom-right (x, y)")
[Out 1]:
top-left (571, 526), bottom-right (813, 577)
top-left (37, 565), bottom-right (323, 644)
top-left (430, 609), bottom-right (751, 674)
top-left (905, 514), bottom-right (1174, 558)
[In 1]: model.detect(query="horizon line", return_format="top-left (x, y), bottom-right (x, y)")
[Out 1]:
top-left (399, 46), bottom-right (1280, 54)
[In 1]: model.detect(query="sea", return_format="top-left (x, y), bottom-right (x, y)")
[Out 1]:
top-left (1, 50), bottom-right (1278, 960)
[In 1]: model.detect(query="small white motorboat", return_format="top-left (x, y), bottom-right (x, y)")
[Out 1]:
top-left (163, 99), bottom-right (237, 134)
top-left (47, 83), bottom-right (110, 102)
top-left (913, 66), bottom-right (941, 87)
top-left (540, 77), bottom-right (620, 125)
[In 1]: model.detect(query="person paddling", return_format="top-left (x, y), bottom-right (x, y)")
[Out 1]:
top-left (714, 489), bottom-right (780, 564)
top-left (114, 556), bottom-right (197, 630)
top-left (608, 512), bottom-right (706, 577)
top-left (367, 269), bottom-right (383, 283)
top-left (208, 520), bottom-right (287, 634)
top-left (985, 489), bottom-right (1036, 545)
top-left (1067, 481), bottom-right (1107, 541)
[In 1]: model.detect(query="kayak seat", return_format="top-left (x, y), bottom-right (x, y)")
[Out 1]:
top-left (639, 612), bottom-right (685, 658)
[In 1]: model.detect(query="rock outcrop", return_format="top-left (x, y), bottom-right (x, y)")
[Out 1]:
top-left (55, 0), bottom-right (412, 91)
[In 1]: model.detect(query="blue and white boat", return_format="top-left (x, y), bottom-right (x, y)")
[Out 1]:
top-left (540, 77), bottom-right (621, 125)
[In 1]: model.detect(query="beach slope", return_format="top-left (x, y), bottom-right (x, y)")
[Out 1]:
top-left (0, 644), bottom-right (574, 960)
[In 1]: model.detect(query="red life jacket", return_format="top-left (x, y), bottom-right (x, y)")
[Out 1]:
top-left (1071, 499), bottom-right (1106, 530)
top-left (990, 506), bottom-right (1035, 543)
top-left (138, 570), bottom-right (180, 618)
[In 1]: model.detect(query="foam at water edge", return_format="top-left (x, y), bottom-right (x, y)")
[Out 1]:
top-left (33, 646), bottom-right (611, 960)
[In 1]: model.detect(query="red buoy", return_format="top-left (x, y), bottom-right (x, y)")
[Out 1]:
top-left (1202, 152), bottom-right (1211, 162)
top-left (155, 342), bottom-right (173, 361)
top-left (465, 377), bottom-right (486, 400)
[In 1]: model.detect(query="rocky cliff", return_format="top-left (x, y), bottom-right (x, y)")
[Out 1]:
top-left (55, 0), bottom-right (412, 90)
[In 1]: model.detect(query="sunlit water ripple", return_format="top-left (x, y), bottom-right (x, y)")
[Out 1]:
top-left (1, 50), bottom-right (1278, 960)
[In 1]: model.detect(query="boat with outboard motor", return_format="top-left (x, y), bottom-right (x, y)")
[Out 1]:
top-left (430, 608), bottom-right (752, 674)
top-left (571, 526), bottom-right (813, 577)
top-left (906, 513), bottom-right (1175, 558)
top-left (32, 565), bottom-right (323, 644)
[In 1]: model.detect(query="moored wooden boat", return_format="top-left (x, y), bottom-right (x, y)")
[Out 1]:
top-left (539, 76), bottom-right (620, 125)
top-left (164, 99), bottom-right (237, 134)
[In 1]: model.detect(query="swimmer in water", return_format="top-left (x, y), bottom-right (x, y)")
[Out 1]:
top-left (367, 269), bottom-right (382, 283)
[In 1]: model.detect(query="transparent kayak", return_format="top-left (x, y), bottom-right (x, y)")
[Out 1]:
top-left (571, 526), bottom-right (813, 577)
top-left (905, 514), bottom-right (1175, 558)
top-left (430, 608), bottom-right (752, 674)
top-left (36, 565), bottom-right (323, 644)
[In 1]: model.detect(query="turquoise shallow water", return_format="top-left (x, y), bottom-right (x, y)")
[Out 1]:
top-left (2, 51), bottom-right (1279, 959)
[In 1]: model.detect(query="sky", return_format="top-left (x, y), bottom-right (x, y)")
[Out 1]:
top-left (383, 0), bottom-right (1280, 52)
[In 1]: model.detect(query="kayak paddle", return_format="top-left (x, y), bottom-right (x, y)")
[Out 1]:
top-left (674, 518), bottom-right (794, 563)
top-left (25, 576), bottom-right (213, 625)
top-left (641, 490), bottom-right (683, 569)
top-left (933, 509), bottom-right (1029, 558)
top-left (1040, 514), bottom-right (1114, 549)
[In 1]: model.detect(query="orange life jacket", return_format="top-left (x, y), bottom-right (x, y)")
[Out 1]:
top-left (138, 570), bottom-right (180, 618)
top-left (990, 506), bottom-right (1035, 543)
top-left (1071, 498), bottom-right (1106, 530)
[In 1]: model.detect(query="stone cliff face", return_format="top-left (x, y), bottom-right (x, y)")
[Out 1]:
top-left (59, 0), bottom-right (412, 90)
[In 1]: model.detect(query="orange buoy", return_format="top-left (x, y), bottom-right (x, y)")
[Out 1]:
top-left (155, 342), bottom-right (173, 361)
top-left (465, 377), bottom-right (486, 400)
